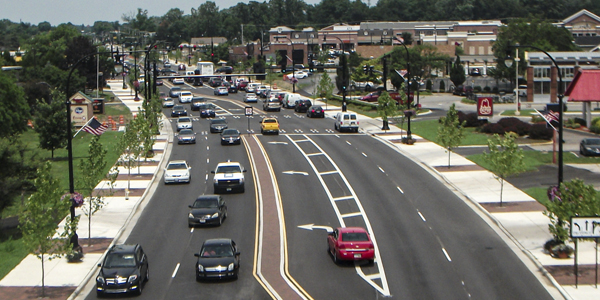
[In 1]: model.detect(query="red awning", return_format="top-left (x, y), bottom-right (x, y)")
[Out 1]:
top-left (565, 69), bottom-right (600, 102)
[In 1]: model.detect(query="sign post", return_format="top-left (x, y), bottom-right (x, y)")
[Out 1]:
top-left (570, 216), bottom-right (600, 288)
top-left (245, 106), bottom-right (253, 135)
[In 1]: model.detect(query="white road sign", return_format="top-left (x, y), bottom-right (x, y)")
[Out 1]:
top-left (570, 217), bottom-right (600, 238)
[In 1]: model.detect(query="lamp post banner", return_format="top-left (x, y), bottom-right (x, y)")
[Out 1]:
top-left (477, 97), bottom-right (493, 116)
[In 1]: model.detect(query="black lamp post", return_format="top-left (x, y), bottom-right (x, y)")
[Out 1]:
top-left (276, 36), bottom-right (296, 93)
top-left (505, 44), bottom-right (563, 185)
top-left (130, 46), bottom-right (139, 101)
top-left (323, 34), bottom-right (347, 112)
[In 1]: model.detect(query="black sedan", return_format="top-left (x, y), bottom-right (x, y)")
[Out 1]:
top-left (194, 239), bottom-right (240, 280)
top-left (188, 195), bottom-right (227, 227)
top-left (228, 85), bottom-right (238, 93)
top-left (220, 129), bottom-right (241, 145)
top-left (96, 244), bottom-right (149, 296)
top-left (580, 138), bottom-right (600, 156)
top-left (171, 105), bottom-right (187, 117)
top-left (306, 105), bottom-right (325, 118)
top-left (294, 99), bottom-right (312, 113)
top-left (177, 129), bottom-right (196, 144)
top-left (199, 103), bottom-right (216, 118)
top-left (210, 118), bottom-right (228, 133)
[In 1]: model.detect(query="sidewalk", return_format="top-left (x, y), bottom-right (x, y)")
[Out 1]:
top-left (1, 85), bottom-right (598, 299)
top-left (314, 97), bottom-right (598, 300)
top-left (0, 79), bottom-right (173, 300)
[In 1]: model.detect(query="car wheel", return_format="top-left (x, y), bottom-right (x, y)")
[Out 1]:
top-left (97, 291), bottom-right (104, 298)
top-left (261, 129), bottom-right (264, 134)
top-left (218, 215), bottom-right (222, 226)
top-left (145, 267), bottom-right (149, 282)
top-left (136, 279), bottom-right (143, 295)
top-left (333, 251), bottom-right (340, 264)
top-left (368, 259), bottom-right (374, 265)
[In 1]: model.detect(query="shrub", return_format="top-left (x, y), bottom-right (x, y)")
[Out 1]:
top-left (426, 79), bottom-right (432, 91)
top-left (529, 124), bottom-right (554, 140)
top-left (573, 117), bottom-right (586, 127)
top-left (474, 86), bottom-right (482, 92)
top-left (531, 115), bottom-right (545, 123)
top-left (492, 87), bottom-right (498, 93)
top-left (483, 86), bottom-right (491, 92)
top-left (458, 111), bottom-right (487, 127)
top-left (481, 123), bottom-right (505, 135)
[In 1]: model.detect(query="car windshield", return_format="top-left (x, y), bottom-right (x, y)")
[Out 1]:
top-left (201, 245), bottom-right (233, 257)
top-left (178, 117), bottom-right (191, 123)
top-left (192, 98), bottom-right (204, 102)
top-left (104, 253), bottom-right (137, 268)
top-left (222, 129), bottom-right (238, 135)
top-left (264, 119), bottom-right (276, 123)
top-left (211, 119), bottom-right (227, 125)
top-left (216, 166), bottom-right (241, 173)
top-left (171, 87), bottom-right (181, 91)
top-left (173, 106), bottom-right (184, 110)
top-left (179, 129), bottom-right (193, 135)
top-left (167, 163), bottom-right (188, 170)
top-left (181, 92), bottom-right (192, 96)
top-left (341, 232), bottom-right (369, 242)
top-left (193, 199), bottom-right (219, 208)
top-left (586, 139), bottom-right (600, 145)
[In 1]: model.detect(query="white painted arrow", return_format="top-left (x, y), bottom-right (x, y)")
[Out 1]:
top-left (297, 224), bottom-right (333, 233)
top-left (268, 141), bottom-right (288, 145)
top-left (282, 171), bottom-right (309, 176)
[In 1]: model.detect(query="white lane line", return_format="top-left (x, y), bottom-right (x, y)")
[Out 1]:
top-left (346, 141), bottom-right (352, 145)
top-left (341, 212), bottom-right (362, 218)
top-left (417, 211), bottom-right (426, 222)
top-left (172, 263), bottom-right (180, 278)
top-left (205, 173), bottom-right (208, 181)
top-left (295, 139), bottom-right (309, 143)
top-left (306, 153), bottom-right (323, 157)
top-left (378, 166), bottom-right (385, 173)
top-left (319, 170), bottom-right (338, 175)
top-left (442, 248), bottom-right (452, 262)
top-left (207, 146), bottom-right (209, 151)
top-left (362, 152), bottom-right (368, 157)
top-left (397, 186), bottom-right (404, 194)
top-left (206, 158), bottom-right (210, 164)
top-left (364, 273), bottom-right (381, 280)
top-left (332, 196), bottom-right (354, 201)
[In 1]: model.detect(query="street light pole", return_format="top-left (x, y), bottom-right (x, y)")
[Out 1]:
top-left (276, 36), bottom-right (296, 93)
top-left (392, 36), bottom-right (412, 140)
top-left (506, 44), bottom-right (563, 185)
top-left (130, 46), bottom-right (139, 101)
top-left (323, 34), bottom-right (347, 112)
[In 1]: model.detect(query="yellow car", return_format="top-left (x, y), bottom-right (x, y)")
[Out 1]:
top-left (260, 118), bottom-right (279, 135)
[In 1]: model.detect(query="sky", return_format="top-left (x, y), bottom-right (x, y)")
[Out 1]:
top-left (0, 0), bottom-right (321, 27)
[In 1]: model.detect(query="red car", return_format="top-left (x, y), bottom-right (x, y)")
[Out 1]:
top-left (327, 227), bottom-right (375, 264)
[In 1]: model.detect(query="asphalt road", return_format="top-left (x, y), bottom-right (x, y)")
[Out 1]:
top-left (84, 81), bottom-right (555, 299)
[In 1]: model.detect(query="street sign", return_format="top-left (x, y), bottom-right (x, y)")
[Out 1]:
top-left (571, 216), bottom-right (600, 238)
top-left (477, 97), bottom-right (493, 116)
top-left (245, 106), bottom-right (253, 116)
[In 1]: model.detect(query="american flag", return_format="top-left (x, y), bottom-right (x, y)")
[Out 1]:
top-left (82, 118), bottom-right (108, 136)
top-left (546, 110), bottom-right (559, 123)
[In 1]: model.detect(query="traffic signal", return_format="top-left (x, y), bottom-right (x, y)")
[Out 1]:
top-left (309, 61), bottom-right (314, 72)
top-left (363, 65), bottom-right (368, 74)
top-left (193, 45), bottom-right (197, 51)
top-left (370, 65), bottom-right (374, 75)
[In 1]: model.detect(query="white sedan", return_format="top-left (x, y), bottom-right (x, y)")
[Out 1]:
top-left (214, 87), bottom-right (229, 96)
top-left (164, 160), bottom-right (191, 184)
top-left (173, 78), bottom-right (185, 85)
top-left (286, 71), bottom-right (308, 80)
top-left (244, 94), bottom-right (258, 103)
top-left (179, 91), bottom-right (193, 103)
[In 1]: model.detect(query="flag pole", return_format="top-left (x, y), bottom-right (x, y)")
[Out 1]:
top-left (73, 117), bottom-right (94, 138)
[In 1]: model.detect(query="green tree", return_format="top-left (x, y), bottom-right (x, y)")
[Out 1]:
top-left (544, 179), bottom-right (600, 243)
top-left (438, 103), bottom-right (465, 168)
top-left (450, 55), bottom-right (466, 88)
top-left (0, 72), bottom-right (30, 138)
top-left (377, 91), bottom-right (398, 131)
top-left (19, 162), bottom-right (72, 298)
top-left (118, 117), bottom-right (143, 197)
top-left (315, 71), bottom-right (335, 100)
top-left (483, 132), bottom-right (526, 206)
top-left (79, 135), bottom-right (117, 246)
top-left (33, 96), bottom-right (68, 159)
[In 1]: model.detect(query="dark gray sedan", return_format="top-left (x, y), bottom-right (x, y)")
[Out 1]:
top-left (220, 129), bottom-right (241, 145)
top-left (580, 138), bottom-right (600, 156)
top-left (194, 238), bottom-right (240, 280)
top-left (210, 118), bottom-right (228, 133)
top-left (177, 129), bottom-right (196, 144)
top-left (188, 195), bottom-right (227, 227)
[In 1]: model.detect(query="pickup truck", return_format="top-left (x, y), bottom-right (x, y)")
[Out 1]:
top-left (260, 118), bottom-right (279, 135)
top-left (360, 90), bottom-right (413, 105)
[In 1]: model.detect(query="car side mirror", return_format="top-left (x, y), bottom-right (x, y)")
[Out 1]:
top-left (235, 252), bottom-right (241, 256)
top-left (97, 263), bottom-right (101, 267)
top-left (188, 205), bottom-right (193, 208)
top-left (194, 253), bottom-right (200, 257)
top-left (243, 170), bottom-right (247, 173)
top-left (211, 171), bottom-right (215, 174)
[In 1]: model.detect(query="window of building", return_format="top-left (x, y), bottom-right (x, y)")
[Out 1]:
top-left (479, 46), bottom-right (484, 55)
top-left (469, 46), bottom-right (475, 55)
top-left (488, 46), bottom-right (493, 55)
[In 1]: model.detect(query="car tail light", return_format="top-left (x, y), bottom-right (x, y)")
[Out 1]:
top-left (338, 243), bottom-right (346, 249)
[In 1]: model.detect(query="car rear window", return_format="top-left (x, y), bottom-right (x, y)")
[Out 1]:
top-left (216, 166), bottom-right (241, 173)
top-left (193, 199), bottom-right (218, 208)
top-left (341, 232), bottom-right (369, 242)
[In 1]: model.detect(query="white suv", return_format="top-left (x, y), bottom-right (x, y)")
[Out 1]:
top-left (211, 161), bottom-right (247, 193)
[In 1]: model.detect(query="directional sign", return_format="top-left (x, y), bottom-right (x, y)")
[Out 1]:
top-left (297, 224), bottom-right (333, 233)
top-left (570, 216), bottom-right (600, 238)
top-left (245, 106), bottom-right (253, 116)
